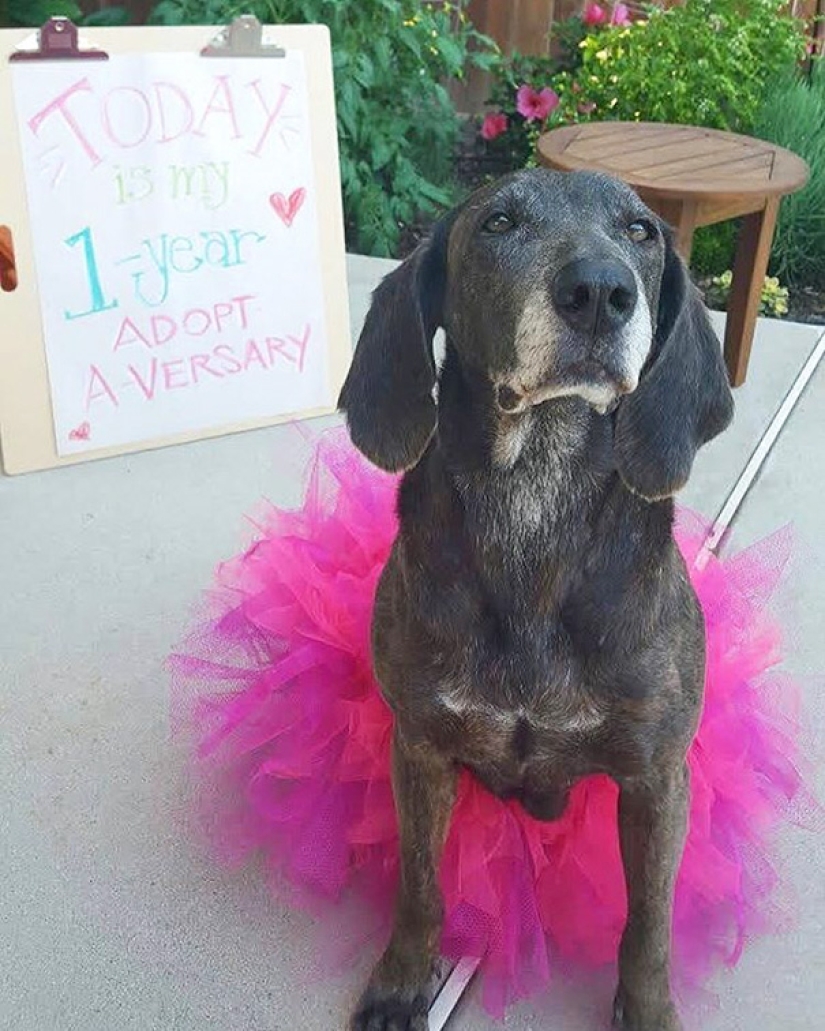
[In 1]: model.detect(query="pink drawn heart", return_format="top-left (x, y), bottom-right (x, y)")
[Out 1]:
top-left (269, 187), bottom-right (306, 228)
top-left (69, 421), bottom-right (91, 442)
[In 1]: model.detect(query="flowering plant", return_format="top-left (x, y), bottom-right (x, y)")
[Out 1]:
top-left (480, 0), bottom-right (808, 170)
top-left (705, 271), bottom-right (790, 318)
top-left (582, 1), bottom-right (631, 28)
top-left (576, 0), bottom-right (807, 132)
top-left (479, 6), bottom-right (627, 166)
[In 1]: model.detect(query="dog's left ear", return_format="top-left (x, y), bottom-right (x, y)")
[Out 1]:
top-left (337, 215), bottom-right (454, 473)
top-left (614, 231), bottom-right (734, 501)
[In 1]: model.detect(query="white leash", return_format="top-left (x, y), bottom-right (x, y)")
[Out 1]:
top-left (428, 957), bottom-right (482, 1031)
top-left (695, 327), bottom-right (825, 570)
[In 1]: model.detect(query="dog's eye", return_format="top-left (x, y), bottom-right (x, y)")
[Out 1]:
top-left (482, 212), bottom-right (515, 234)
top-left (627, 220), bottom-right (655, 243)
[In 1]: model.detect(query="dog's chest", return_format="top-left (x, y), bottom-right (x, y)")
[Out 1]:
top-left (430, 468), bottom-right (617, 780)
top-left (435, 675), bottom-right (608, 771)
top-left (444, 694), bottom-right (605, 753)
top-left (431, 683), bottom-right (610, 817)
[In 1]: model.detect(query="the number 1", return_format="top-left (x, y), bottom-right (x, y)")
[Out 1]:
top-left (64, 226), bottom-right (118, 321)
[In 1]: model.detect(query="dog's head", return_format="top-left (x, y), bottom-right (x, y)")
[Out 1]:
top-left (339, 169), bottom-right (733, 501)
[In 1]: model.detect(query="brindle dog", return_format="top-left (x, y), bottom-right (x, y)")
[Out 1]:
top-left (339, 169), bottom-right (734, 1031)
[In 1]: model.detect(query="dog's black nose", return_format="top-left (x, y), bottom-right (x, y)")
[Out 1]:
top-left (552, 259), bottom-right (638, 334)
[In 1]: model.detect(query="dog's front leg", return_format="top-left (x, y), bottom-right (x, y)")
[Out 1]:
top-left (614, 763), bottom-right (689, 1031)
top-left (350, 728), bottom-right (457, 1031)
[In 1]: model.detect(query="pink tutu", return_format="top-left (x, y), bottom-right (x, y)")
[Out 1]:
top-left (171, 428), bottom-right (809, 1017)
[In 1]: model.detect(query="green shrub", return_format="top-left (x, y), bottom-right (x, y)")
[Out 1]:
top-left (690, 222), bottom-right (738, 280)
top-left (483, 0), bottom-right (808, 165)
top-left (751, 59), bottom-right (825, 288)
top-left (144, 0), bottom-right (498, 256)
top-left (1, 0), bottom-right (127, 26)
top-left (4, 0), bottom-right (82, 27)
top-left (577, 0), bottom-right (807, 133)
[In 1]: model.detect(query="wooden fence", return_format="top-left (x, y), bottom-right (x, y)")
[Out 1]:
top-left (465, 0), bottom-right (574, 55)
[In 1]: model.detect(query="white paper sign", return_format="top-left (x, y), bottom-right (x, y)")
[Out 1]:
top-left (12, 51), bottom-right (330, 455)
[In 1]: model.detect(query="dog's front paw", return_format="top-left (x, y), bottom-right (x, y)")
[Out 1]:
top-left (350, 985), bottom-right (429, 1031)
top-left (613, 988), bottom-right (683, 1031)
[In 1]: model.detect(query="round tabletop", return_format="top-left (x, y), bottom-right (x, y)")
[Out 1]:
top-left (537, 122), bottom-right (809, 201)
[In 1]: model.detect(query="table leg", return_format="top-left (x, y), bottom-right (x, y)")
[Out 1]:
top-left (724, 198), bottom-right (780, 388)
top-left (672, 200), bottom-right (697, 265)
top-left (639, 197), bottom-right (697, 264)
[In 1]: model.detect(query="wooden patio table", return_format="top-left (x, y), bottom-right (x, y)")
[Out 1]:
top-left (537, 122), bottom-right (809, 387)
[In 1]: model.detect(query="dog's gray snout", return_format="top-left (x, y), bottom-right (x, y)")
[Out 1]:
top-left (552, 258), bottom-right (638, 334)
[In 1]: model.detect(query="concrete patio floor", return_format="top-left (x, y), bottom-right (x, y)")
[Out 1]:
top-left (2, 254), bottom-right (823, 1031)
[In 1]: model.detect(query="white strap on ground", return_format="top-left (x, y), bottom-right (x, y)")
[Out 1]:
top-left (428, 957), bottom-right (482, 1031)
top-left (699, 327), bottom-right (825, 564)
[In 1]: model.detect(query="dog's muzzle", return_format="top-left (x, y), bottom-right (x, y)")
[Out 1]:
top-left (549, 257), bottom-right (646, 407)
top-left (495, 257), bottom-right (649, 415)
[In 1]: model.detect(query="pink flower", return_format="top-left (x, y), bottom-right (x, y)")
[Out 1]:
top-left (582, 3), bottom-right (608, 26)
top-left (481, 111), bottom-right (508, 141)
top-left (516, 85), bottom-right (560, 123)
top-left (610, 3), bottom-right (632, 26)
top-left (577, 101), bottom-right (597, 115)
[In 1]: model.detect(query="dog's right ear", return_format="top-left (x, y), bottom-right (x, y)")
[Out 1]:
top-left (338, 216), bottom-right (453, 473)
top-left (613, 229), bottom-right (734, 501)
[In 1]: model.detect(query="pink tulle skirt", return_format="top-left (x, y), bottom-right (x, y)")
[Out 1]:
top-left (170, 428), bottom-right (808, 1017)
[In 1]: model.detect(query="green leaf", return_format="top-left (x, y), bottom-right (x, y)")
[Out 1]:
top-left (434, 34), bottom-right (464, 72)
top-left (82, 6), bottom-right (131, 26)
top-left (8, 0), bottom-right (82, 25)
top-left (147, 0), bottom-right (185, 25)
top-left (353, 52), bottom-right (374, 88)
